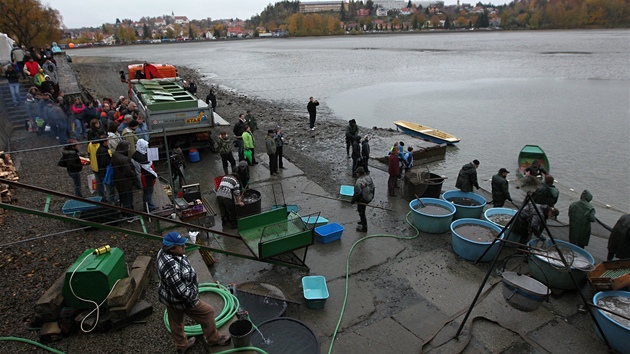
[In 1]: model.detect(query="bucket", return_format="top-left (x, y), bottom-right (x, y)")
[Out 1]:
top-left (409, 198), bottom-right (456, 234)
top-left (502, 272), bottom-right (549, 312)
top-left (237, 189), bottom-right (262, 217)
top-left (592, 291), bottom-right (630, 354)
top-left (484, 208), bottom-right (519, 245)
top-left (450, 218), bottom-right (504, 262)
top-left (189, 149), bottom-right (200, 163)
top-left (442, 190), bottom-right (487, 220)
top-left (402, 171), bottom-right (444, 201)
top-left (527, 239), bottom-right (595, 290)
top-left (228, 319), bottom-right (253, 348)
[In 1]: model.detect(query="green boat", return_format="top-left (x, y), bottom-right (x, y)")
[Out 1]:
top-left (517, 145), bottom-right (550, 177)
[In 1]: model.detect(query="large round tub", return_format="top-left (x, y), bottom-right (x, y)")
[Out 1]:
top-left (484, 208), bottom-right (519, 244)
top-left (592, 291), bottom-right (630, 354)
top-left (451, 218), bottom-right (504, 262)
top-left (409, 198), bottom-right (456, 234)
top-left (442, 190), bottom-right (487, 220)
top-left (527, 239), bottom-right (595, 290)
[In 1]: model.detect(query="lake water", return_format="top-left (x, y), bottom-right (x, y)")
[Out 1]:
top-left (71, 30), bottom-right (630, 224)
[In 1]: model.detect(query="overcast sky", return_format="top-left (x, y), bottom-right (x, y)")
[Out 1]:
top-left (45, 0), bottom-right (506, 29)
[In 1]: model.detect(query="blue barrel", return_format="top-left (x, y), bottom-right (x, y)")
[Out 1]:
top-left (451, 218), bottom-right (504, 262)
top-left (409, 198), bottom-right (456, 234)
top-left (527, 239), bottom-right (594, 290)
top-left (189, 149), bottom-right (200, 163)
top-left (442, 190), bottom-right (487, 220)
top-left (592, 291), bottom-right (630, 354)
top-left (484, 208), bottom-right (518, 244)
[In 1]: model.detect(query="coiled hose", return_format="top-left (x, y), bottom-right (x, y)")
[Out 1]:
top-left (163, 282), bottom-right (239, 335)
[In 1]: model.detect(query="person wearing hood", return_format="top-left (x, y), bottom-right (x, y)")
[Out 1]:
top-left (34, 68), bottom-right (46, 87)
top-left (111, 140), bottom-right (137, 218)
top-left (42, 58), bottom-right (58, 84)
top-left (455, 160), bottom-right (480, 192)
top-left (59, 139), bottom-right (84, 197)
top-left (568, 190), bottom-right (596, 248)
top-left (25, 93), bottom-right (43, 134)
top-left (40, 75), bottom-right (55, 97)
top-left (345, 119), bottom-right (359, 158)
top-left (132, 139), bottom-right (158, 212)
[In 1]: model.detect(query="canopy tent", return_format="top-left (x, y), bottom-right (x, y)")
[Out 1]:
top-left (0, 33), bottom-right (16, 66)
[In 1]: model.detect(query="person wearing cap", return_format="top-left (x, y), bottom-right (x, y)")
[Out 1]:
top-left (33, 67), bottom-right (46, 86)
top-left (121, 118), bottom-right (139, 157)
top-left (217, 131), bottom-right (236, 175)
top-left (532, 174), bottom-right (559, 208)
top-left (455, 159), bottom-right (480, 193)
top-left (568, 190), bottom-right (596, 248)
top-left (265, 129), bottom-right (278, 176)
top-left (491, 168), bottom-right (513, 207)
top-left (513, 203), bottom-right (559, 245)
top-left (345, 119), bottom-right (359, 158)
top-left (157, 232), bottom-right (231, 353)
top-left (351, 166), bottom-right (375, 232)
top-left (236, 160), bottom-right (250, 190)
top-left (245, 110), bottom-right (257, 133)
top-left (216, 173), bottom-right (245, 228)
top-left (274, 126), bottom-right (286, 170)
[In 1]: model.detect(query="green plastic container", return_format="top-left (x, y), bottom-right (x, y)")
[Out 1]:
top-left (62, 248), bottom-right (128, 309)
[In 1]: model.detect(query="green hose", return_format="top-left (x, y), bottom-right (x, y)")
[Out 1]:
top-left (0, 337), bottom-right (65, 354)
top-left (327, 211), bottom-right (420, 354)
top-left (163, 282), bottom-right (240, 336)
top-left (215, 347), bottom-right (269, 354)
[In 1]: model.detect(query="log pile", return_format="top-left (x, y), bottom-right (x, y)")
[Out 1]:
top-left (0, 152), bottom-right (19, 223)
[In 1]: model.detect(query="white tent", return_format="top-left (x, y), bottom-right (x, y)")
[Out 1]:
top-left (0, 33), bottom-right (16, 66)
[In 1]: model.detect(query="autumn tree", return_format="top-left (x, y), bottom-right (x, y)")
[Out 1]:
top-left (430, 15), bottom-right (441, 28)
top-left (0, 0), bottom-right (63, 48)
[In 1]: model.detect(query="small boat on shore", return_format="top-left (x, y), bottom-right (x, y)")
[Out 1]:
top-left (393, 120), bottom-right (460, 145)
top-left (517, 145), bottom-right (550, 176)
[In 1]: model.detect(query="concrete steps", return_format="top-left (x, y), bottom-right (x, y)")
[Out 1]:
top-left (0, 77), bottom-right (30, 130)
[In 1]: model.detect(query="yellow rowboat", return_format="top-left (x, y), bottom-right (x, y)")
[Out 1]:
top-left (393, 120), bottom-right (460, 145)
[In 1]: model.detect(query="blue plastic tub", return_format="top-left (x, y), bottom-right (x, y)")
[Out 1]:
top-left (442, 190), bottom-right (487, 220)
top-left (340, 185), bottom-right (354, 201)
top-left (315, 223), bottom-right (344, 244)
top-left (484, 208), bottom-right (519, 244)
top-left (450, 218), bottom-right (504, 262)
top-left (409, 198), bottom-right (456, 234)
top-left (593, 291), bottom-right (630, 354)
top-left (62, 196), bottom-right (103, 215)
top-left (302, 275), bottom-right (329, 309)
top-left (527, 239), bottom-right (595, 290)
top-left (301, 216), bottom-right (328, 229)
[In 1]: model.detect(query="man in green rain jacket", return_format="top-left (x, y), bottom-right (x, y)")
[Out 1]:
top-left (568, 189), bottom-right (596, 248)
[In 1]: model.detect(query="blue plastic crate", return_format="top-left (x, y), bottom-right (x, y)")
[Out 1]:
top-left (62, 196), bottom-right (103, 215)
top-left (301, 216), bottom-right (328, 229)
top-left (340, 185), bottom-right (354, 201)
top-left (315, 222), bottom-right (344, 244)
top-left (302, 275), bottom-right (329, 309)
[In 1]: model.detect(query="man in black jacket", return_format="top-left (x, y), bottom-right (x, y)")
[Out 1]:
top-left (232, 114), bottom-right (246, 161)
top-left (491, 168), bottom-right (512, 207)
top-left (307, 97), bottom-right (319, 130)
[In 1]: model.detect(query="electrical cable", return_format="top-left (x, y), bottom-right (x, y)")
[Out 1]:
top-left (327, 211), bottom-right (420, 354)
top-left (214, 348), bottom-right (268, 354)
top-left (0, 337), bottom-right (65, 354)
top-left (162, 282), bottom-right (240, 335)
